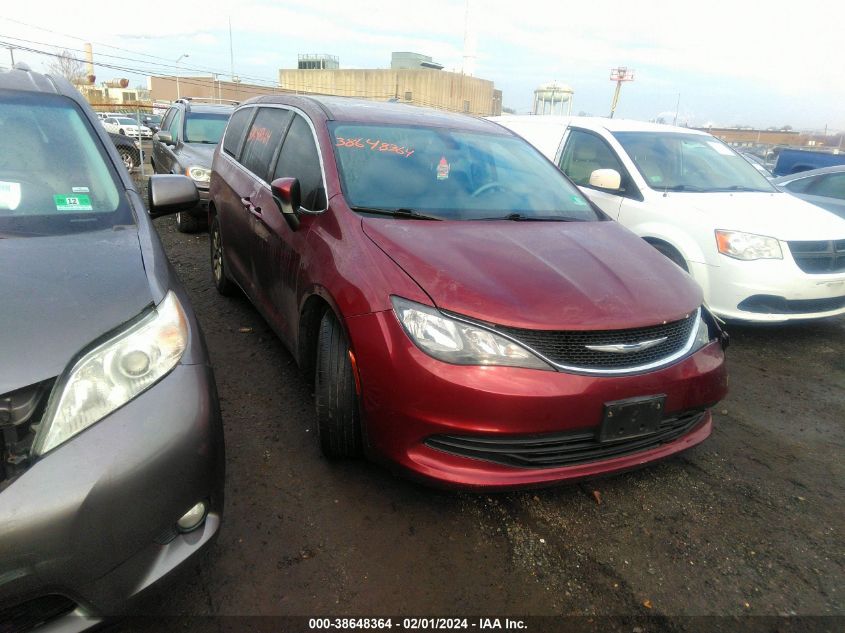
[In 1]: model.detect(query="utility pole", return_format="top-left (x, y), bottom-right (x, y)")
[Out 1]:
top-left (672, 92), bottom-right (680, 126)
top-left (229, 17), bottom-right (236, 82)
top-left (5, 46), bottom-right (15, 67)
top-left (175, 54), bottom-right (189, 99)
top-left (609, 67), bottom-right (634, 119)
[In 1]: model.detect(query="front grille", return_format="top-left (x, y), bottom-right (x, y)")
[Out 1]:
top-left (1, 379), bottom-right (54, 487)
top-left (493, 312), bottom-right (698, 371)
top-left (738, 294), bottom-right (845, 314)
top-left (788, 240), bottom-right (845, 274)
top-left (0, 595), bottom-right (77, 633)
top-left (426, 409), bottom-right (707, 469)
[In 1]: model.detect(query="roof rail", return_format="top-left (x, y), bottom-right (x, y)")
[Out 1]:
top-left (174, 97), bottom-right (240, 106)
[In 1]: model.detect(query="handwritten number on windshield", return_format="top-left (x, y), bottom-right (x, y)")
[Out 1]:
top-left (336, 137), bottom-right (414, 158)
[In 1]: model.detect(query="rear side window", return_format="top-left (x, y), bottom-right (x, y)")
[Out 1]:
top-left (161, 107), bottom-right (176, 132)
top-left (240, 107), bottom-right (293, 180)
top-left (783, 177), bottom-right (815, 194)
top-left (0, 90), bottom-right (133, 235)
top-left (808, 173), bottom-right (845, 200)
top-left (222, 107), bottom-right (254, 159)
top-left (273, 114), bottom-right (326, 211)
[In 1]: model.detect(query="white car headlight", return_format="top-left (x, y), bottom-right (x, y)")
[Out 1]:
top-left (187, 166), bottom-right (211, 183)
top-left (391, 296), bottom-right (552, 370)
top-left (33, 291), bottom-right (188, 456)
top-left (715, 230), bottom-right (782, 260)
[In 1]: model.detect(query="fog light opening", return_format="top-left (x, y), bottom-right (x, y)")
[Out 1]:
top-left (176, 501), bottom-right (208, 533)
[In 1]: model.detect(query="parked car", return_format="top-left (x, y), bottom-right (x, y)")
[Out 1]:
top-left (773, 165), bottom-right (845, 219)
top-left (209, 95), bottom-right (728, 489)
top-left (772, 147), bottom-right (845, 176)
top-left (108, 131), bottom-right (141, 171)
top-left (101, 115), bottom-right (152, 139)
top-left (492, 116), bottom-right (845, 322)
top-left (0, 64), bottom-right (224, 627)
top-left (142, 113), bottom-right (162, 133)
top-left (152, 99), bottom-right (234, 233)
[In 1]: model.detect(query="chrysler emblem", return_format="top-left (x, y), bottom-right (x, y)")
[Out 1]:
top-left (585, 337), bottom-right (668, 354)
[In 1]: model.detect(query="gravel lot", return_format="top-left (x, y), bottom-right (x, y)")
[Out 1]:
top-left (124, 173), bottom-right (844, 626)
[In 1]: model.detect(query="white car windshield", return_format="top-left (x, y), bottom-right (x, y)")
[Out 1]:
top-left (613, 132), bottom-right (776, 193)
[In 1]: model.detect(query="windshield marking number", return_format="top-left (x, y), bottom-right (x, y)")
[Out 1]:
top-left (335, 136), bottom-right (414, 158)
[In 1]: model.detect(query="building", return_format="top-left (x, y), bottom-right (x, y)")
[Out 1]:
top-left (698, 127), bottom-right (800, 148)
top-left (298, 54), bottom-right (339, 70)
top-left (391, 52), bottom-right (444, 70)
top-left (279, 53), bottom-right (502, 117)
top-left (149, 75), bottom-right (286, 103)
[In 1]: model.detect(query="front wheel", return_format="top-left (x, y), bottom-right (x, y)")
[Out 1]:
top-left (176, 211), bottom-right (201, 233)
top-left (209, 217), bottom-right (235, 295)
top-left (651, 242), bottom-right (689, 273)
top-left (315, 311), bottom-right (362, 458)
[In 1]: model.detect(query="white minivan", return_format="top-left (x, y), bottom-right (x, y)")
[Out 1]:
top-left (492, 116), bottom-right (845, 322)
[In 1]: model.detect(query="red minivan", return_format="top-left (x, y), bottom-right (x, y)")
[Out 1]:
top-left (208, 96), bottom-right (728, 489)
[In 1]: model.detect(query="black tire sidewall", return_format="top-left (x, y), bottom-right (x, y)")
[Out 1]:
top-left (315, 311), bottom-right (362, 458)
top-left (210, 218), bottom-right (234, 295)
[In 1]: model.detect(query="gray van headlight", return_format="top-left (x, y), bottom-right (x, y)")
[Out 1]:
top-left (391, 296), bottom-right (552, 370)
top-left (33, 291), bottom-right (188, 456)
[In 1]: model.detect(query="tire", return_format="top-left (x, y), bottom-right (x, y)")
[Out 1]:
top-left (651, 242), bottom-right (689, 273)
top-left (315, 311), bottom-right (362, 458)
top-left (176, 211), bottom-right (201, 233)
top-left (118, 147), bottom-right (136, 171)
top-left (209, 217), bottom-right (235, 296)
top-left (119, 128), bottom-right (125, 135)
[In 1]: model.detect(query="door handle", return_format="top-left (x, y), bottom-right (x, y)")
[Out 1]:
top-left (240, 197), bottom-right (261, 214)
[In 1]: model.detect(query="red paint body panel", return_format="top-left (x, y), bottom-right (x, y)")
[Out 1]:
top-left (210, 95), bottom-right (729, 489)
top-left (361, 217), bottom-right (703, 330)
top-left (345, 310), bottom-right (727, 489)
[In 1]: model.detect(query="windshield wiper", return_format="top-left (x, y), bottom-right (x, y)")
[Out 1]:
top-left (709, 185), bottom-right (769, 193)
top-left (477, 213), bottom-right (580, 222)
top-left (351, 206), bottom-right (443, 221)
top-left (661, 184), bottom-right (705, 192)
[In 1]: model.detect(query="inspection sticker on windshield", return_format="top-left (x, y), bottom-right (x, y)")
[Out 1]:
top-left (707, 141), bottom-right (734, 156)
top-left (54, 194), bottom-right (93, 211)
top-left (0, 181), bottom-right (22, 211)
top-left (437, 156), bottom-right (450, 180)
top-left (571, 195), bottom-right (587, 206)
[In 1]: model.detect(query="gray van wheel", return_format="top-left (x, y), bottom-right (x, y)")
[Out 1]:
top-left (210, 217), bottom-right (235, 295)
top-left (315, 311), bottom-right (362, 458)
top-left (176, 211), bottom-right (201, 233)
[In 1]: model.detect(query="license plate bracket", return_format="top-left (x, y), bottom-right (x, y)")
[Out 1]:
top-left (599, 395), bottom-right (666, 443)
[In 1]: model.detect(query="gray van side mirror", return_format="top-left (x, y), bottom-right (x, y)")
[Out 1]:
top-left (148, 175), bottom-right (199, 217)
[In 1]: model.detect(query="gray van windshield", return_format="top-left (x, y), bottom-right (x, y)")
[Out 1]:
top-left (0, 91), bottom-right (133, 236)
top-left (330, 123), bottom-right (600, 221)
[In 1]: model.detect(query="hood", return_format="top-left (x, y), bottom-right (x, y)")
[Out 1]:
top-left (362, 219), bottom-right (702, 330)
top-left (0, 229), bottom-right (153, 394)
top-left (180, 142), bottom-right (217, 168)
top-left (666, 191), bottom-right (845, 240)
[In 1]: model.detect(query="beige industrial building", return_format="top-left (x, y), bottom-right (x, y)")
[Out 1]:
top-left (148, 75), bottom-right (284, 103)
top-left (278, 68), bottom-right (502, 117)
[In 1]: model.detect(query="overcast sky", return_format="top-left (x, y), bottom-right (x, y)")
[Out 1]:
top-left (1, 0), bottom-right (842, 131)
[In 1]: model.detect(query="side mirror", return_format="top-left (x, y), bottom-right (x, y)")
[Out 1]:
top-left (148, 174), bottom-right (199, 217)
top-left (589, 168), bottom-right (622, 191)
top-left (157, 131), bottom-right (174, 146)
top-left (270, 177), bottom-right (301, 231)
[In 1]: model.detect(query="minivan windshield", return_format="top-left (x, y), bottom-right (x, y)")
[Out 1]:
top-left (0, 91), bottom-right (133, 237)
top-left (330, 123), bottom-right (601, 221)
top-left (613, 132), bottom-right (776, 193)
top-left (185, 111), bottom-right (231, 144)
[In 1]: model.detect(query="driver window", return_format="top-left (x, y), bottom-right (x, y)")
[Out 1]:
top-left (559, 129), bottom-right (628, 194)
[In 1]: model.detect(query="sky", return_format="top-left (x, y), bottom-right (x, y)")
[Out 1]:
top-left (1, 0), bottom-right (843, 131)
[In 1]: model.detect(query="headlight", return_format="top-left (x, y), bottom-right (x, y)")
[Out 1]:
top-left (33, 291), bottom-right (188, 456)
top-left (187, 166), bottom-right (211, 183)
top-left (715, 230), bottom-right (782, 260)
top-left (391, 296), bottom-right (552, 370)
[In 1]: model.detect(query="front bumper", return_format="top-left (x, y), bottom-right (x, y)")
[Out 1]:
top-left (0, 363), bottom-right (224, 627)
top-left (346, 310), bottom-right (728, 490)
top-left (690, 255), bottom-right (845, 322)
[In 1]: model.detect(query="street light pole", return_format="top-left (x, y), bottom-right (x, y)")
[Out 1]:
top-left (175, 53), bottom-right (189, 99)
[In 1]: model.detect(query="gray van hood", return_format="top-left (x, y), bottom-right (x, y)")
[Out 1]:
top-left (0, 229), bottom-right (152, 394)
